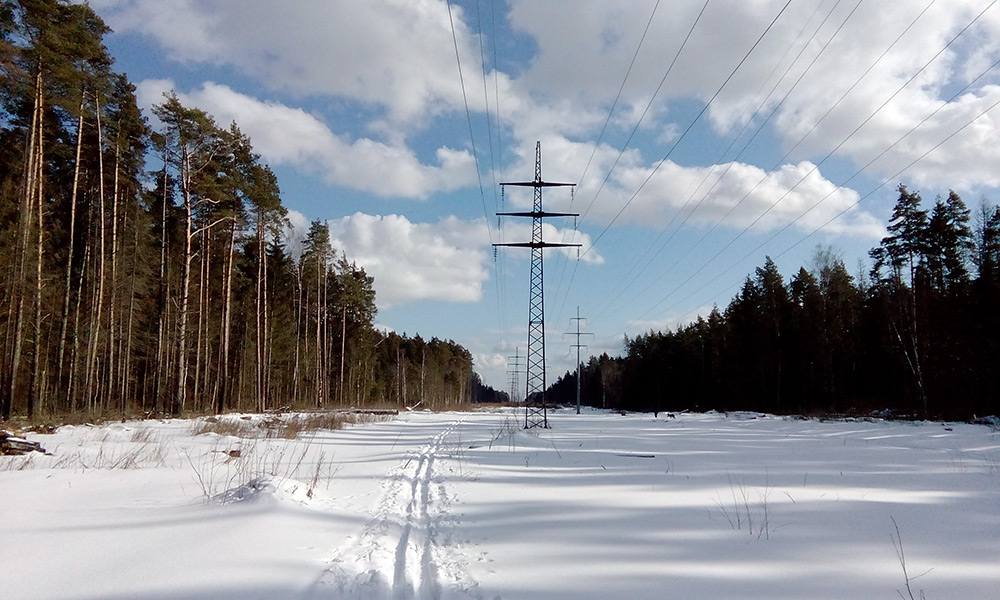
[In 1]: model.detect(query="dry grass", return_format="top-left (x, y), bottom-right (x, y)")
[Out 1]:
top-left (0, 454), bottom-right (36, 471)
top-left (712, 474), bottom-right (773, 541)
top-left (191, 410), bottom-right (394, 440)
top-left (185, 435), bottom-right (344, 503)
top-left (53, 439), bottom-right (168, 470)
top-left (129, 427), bottom-right (158, 444)
top-left (191, 417), bottom-right (259, 438)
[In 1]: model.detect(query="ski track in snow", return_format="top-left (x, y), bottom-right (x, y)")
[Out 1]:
top-left (311, 418), bottom-right (484, 600)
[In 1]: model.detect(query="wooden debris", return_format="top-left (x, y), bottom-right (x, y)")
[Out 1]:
top-left (0, 431), bottom-right (47, 456)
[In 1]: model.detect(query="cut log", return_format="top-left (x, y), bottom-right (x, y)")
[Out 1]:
top-left (0, 431), bottom-right (47, 455)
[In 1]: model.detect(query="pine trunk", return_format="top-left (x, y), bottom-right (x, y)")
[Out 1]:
top-left (108, 139), bottom-right (121, 414)
top-left (122, 207), bottom-right (139, 409)
top-left (6, 70), bottom-right (42, 419)
top-left (255, 219), bottom-right (265, 412)
top-left (154, 160), bottom-right (169, 414)
top-left (69, 231), bottom-right (89, 412)
top-left (261, 242), bottom-right (271, 407)
top-left (315, 256), bottom-right (322, 407)
top-left (193, 228), bottom-right (207, 411)
top-left (340, 306), bottom-right (346, 405)
top-left (28, 71), bottom-right (46, 419)
top-left (58, 98), bottom-right (85, 396)
top-left (292, 266), bottom-right (302, 406)
top-left (85, 96), bottom-right (107, 414)
top-left (218, 223), bottom-right (235, 413)
top-left (176, 153), bottom-right (193, 415)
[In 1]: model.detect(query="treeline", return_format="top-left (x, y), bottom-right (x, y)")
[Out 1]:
top-left (0, 0), bottom-right (498, 420)
top-left (373, 332), bottom-right (505, 408)
top-left (550, 185), bottom-right (1000, 420)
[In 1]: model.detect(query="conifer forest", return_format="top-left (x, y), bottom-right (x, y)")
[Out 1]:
top-left (0, 1), bottom-right (491, 421)
top-left (551, 184), bottom-right (1000, 420)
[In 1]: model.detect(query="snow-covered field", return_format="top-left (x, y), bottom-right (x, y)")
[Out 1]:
top-left (2, 408), bottom-right (998, 600)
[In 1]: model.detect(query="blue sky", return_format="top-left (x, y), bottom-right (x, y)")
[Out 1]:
top-left (88, 0), bottom-right (1000, 391)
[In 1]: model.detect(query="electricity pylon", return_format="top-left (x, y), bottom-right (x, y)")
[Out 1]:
top-left (494, 141), bottom-right (579, 429)
top-left (564, 307), bottom-right (593, 415)
top-left (507, 347), bottom-right (523, 403)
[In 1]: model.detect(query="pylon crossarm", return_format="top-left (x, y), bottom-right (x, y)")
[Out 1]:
top-left (494, 242), bottom-right (582, 249)
top-left (496, 211), bottom-right (579, 218)
top-left (500, 181), bottom-right (575, 188)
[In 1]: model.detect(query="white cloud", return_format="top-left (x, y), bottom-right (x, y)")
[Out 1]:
top-left (505, 0), bottom-right (1000, 192)
top-left (497, 134), bottom-right (882, 239)
top-left (325, 213), bottom-right (491, 308)
top-left (835, 85), bottom-right (1000, 191)
top-left (94, 0), bottom-right (487, 127)
top-left (699, 1), bottom-right (1000, 192)
top-left (282, 210), bottom-right (312, 259)
top-left (91, 0), bottom-right (226, 60)
top-left (107, 1), bottom-right (1000, 236)
top-left (136, 80), bottom-right (477, 198)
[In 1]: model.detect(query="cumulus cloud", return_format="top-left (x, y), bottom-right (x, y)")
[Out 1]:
top-left (93, 0), bottom-right (487, 126)
top-left (506, 0), bottom-right (1000, 192)
top-left (136, 79), bottom-right (477, 198)
top-left (322, 213), bottom-right (492, 308)
top-left (671, 160), bottom-right (880, 237)
top-left (105, 1), bottom-right (1000, 235)
top-left (489, 133), bottom-right (881, 240)
top-left (742, 1), bottom-right (1000, 194)
top-left (91, 0), bottom-right (225, 60)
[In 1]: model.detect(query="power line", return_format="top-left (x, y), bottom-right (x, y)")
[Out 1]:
top-left (556, 0), bottom-right (789, 326)
top-left (475, 0), bottom-right (500, 216)
top-left (577, 0), bottom-right (713, 225)
top-left (548, 0), bottom-right (670, 319)
top-left (580, 0), bottom-right (794, 257)
top-left (647, 10), bottom-right (1000, 327)
top-left (474, 0), bottom-right (508, 348)
top-left (633, 0), bottom-right (994, 325)
top-left (591, 0), bottom-right (847, 321)
top-left (634, 0), bottom-right (884, 288)
top-left (575, 0), bottom-right (663, 193)
top-left (552, 0), bottom-right (714, 325)
top-left (446, 0), bottom-right (492, 245)
top-left (446, 0), bottom-right (509, 359)
top-left (664, 83), bottom-right (1000, 328)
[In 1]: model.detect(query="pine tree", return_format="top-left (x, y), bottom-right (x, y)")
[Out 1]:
top-left (870, 185), bottom-right (930, 417)
top-left (153, 94), bottom-right (226, 414)
top-left (876, 184), bottom-right (929, 287)
top-left (974, 203), bottom-right (1000, 285)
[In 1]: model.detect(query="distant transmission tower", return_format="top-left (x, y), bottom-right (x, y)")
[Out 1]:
top-left (494, 142), bottom-right (579, 428)
top-left (506, 347), bottom-right (523, 403)
top-left (564, 307), bottom-right (593, 415)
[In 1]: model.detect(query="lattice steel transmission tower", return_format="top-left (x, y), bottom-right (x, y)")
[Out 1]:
top-left (495, 142), bottom-right (579, 429)
top-left (564, 307), bottom-right (593, 415)
top-left (506, 347), bottom-right (523, 404)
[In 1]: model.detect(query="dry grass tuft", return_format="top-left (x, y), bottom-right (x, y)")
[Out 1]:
top-left (0, 454), bottom-right (36, 471)
top-left (191, 410), bottom-right (393, 440)
top-left (129, 427), bottom-right (158, 444)
top-left (191, 418), bottom-right (258, 438)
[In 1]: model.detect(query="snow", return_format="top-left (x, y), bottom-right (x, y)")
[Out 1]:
top-left (2, 408), bottom-right (998, 599)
